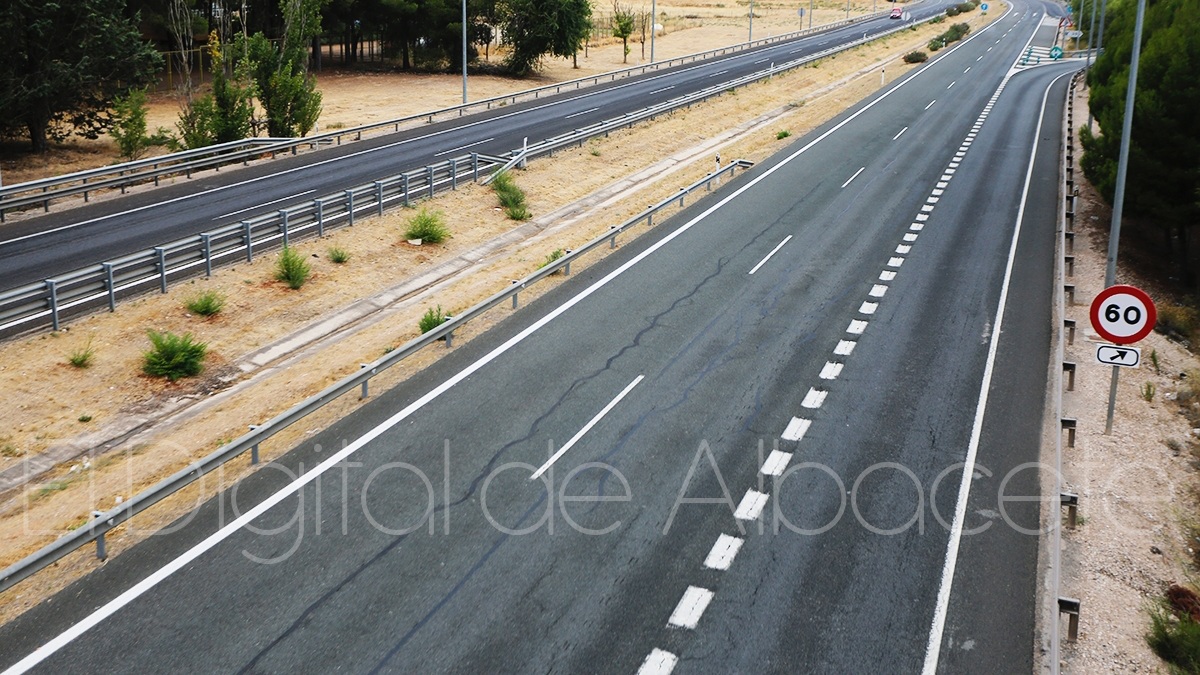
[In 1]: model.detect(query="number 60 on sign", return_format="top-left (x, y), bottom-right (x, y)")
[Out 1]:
top-left (1089, 284), bottom-right (1157, 345)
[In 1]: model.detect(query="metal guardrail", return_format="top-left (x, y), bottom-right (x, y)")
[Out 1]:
top-left (0, 158), bottom-right (754, 594)
top-left (0, 9), bottom-right (922, 339)
top-left (0, 12), bottom-right (886, 220)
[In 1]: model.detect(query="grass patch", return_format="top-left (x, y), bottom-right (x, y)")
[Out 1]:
top-left (904, 51), bottom-right (928, 63)
top-left (185, 289), bottom-right (226, 316)
top-left (0, 442), bottom-right (20, 458)
top-left (406, 208), bottom-right (450, 244)
top-left (1142, 382), bottom-right (1156, 402)
top-left (1148, 598), bottom-right (1200, 672)
top-left (1151, 348), bottom-right (1161, 374)
top-left (275, 246), bottom-right (312, 289)
top-left (776, 129), bottom-right (792, 140)
top-left (1158, 302), bottom-right (1199, 343)
top-left (419, 305), bottom-right (447, 334)
top-left (67, 339), bottom-right (96, 368)
top-left (142, 330), bottom-right (208, 381)
top-left (78, 414), bottom-right (93, 423)
top-left (539, 249), bottom-right (565, 271)
top-left (491, 171), bottom-right (531, 220)
top-left (328, 246), bottom-right (350, 264)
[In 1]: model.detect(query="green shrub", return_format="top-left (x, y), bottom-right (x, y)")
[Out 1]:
top-left (1148, 604), bottom-right (1200, 672)
top-left (67, 339), bottom-right (96, 368)
top-left (405, 208), bottom-right (450, 244)
top-left (328, 247), bottom-right (350, 264)
top-left (929, 14), bottom-right (945, 23)
top-left (1142, 382), bottom-right (1156, 402)
top-left (904, 51), bottom-right (929, 63)
top-left (776, 129), bottom-right (792, 140)
top-left (78, 414), bottom-right (93, 423)
top-left (929, 39), bottom-right (943, 51)
top-left (491, 170), bottom-right (531, 220)
top-left (1157, 302), bottom-right (1199, 341)
top-left (186, 290), bottom-right (226, 316)
top-left (419, 305), bottom-right (447, 333)
top-left (505, 205), bottom-right (532, 221)
top-left (946, 5), bottom-right (961, 16)
top-left (957, 1), bottom-right (976, 11)
top-left (142, 330), bottom-right (207, 381)
top-left (539, 249), bottom-right (565, 271)
top-left (275, 246), bottom-right (311, 289)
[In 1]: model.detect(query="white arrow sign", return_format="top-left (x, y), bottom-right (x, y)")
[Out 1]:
top-left (1096, 344), bottom-right (1141, 368)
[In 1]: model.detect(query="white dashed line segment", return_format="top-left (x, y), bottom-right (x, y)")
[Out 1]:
top-left (835, 340), bottom-right (856, 356)
top-left (638, 649), bottom-right (679, 675)
top-left (668, 586), bottom-right (715, 628)
top-left (819, 362), bottom-right (843, 380)
top-left (703, 534), bottom-right (745, 571)
top-left (781, 417), bottom-right (812, 441)
top-left (748, 235), bottom-right (793, 275)
top-left (761, 450), bottom-right (793, 476)
top-left (734, 490), bottom-right (770, 521)
top-left (801, 388), bottom-right (828, 408)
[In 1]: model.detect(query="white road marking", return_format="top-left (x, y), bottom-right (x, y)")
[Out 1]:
top-left (928, 196), bottom-right (940, 203)
top-left (870, 284), bottom-right (889, 297)
top-left (834, 339), bottom-right (856, 356)
top-left (214, 190), bottom-right (315, 220)
top-left (434, 137), bottom-right (495, 156)
top-left (564, 107), bottom-right (600, 119)
top-left (925, 100), bottom-right (936, 110)
top-left (668, 586), bottom-right (715, 628)
top-left (748, 235), bottom-right (793, 275)
top-left (703, 534), bottom-right (745, 570)
top-left (819, 362), bottom-right (843, 380)
top-left (922, 71), bottom-right (1071, 674)
top-left (887, 257), bottom-right (904, 268)
top-left (734, 490), bottom-right (770, 521)
top-left (840, 167), bottom-right (866, 188)
top-left (977, 54), bottom-right (983, 61)
top-left (940, 174), bottom-right (952, 181)
top-left (879, 270), bottom-right (897, 281)
top-left (781, 417), bottom-right (811, 441)
top-left (760, 450), bottom-right (793, 476)
top-left (530, 375), bottom-right (644, 479)
top-left (895, 245), bottom-right (911, 255)
top-left (801, 388), bottom-right (827, 408)
top-left (936, 181), bottom-right (948, 188)
top-left (915, 213), bottom-right (929, 221)
top-left (947, 81), bottom-right (956, 89)
top-left (964, 67), bottom-right (971, 73)
top-left (931, 189), bottom-right (944, 196)
top-left (649, 85), bottom-right (676, 95)
top-left (859, 301), bottom-right (877, 315)
top-left (892, 126), bottom-right (908, 140)
top-left (638, 649), bottom-right (679, 675)
top-left (706, 69), bottom-right (730, 78)
top-left (903, 233), bottom-right (918, 242)
top-left (921, 205), bottom-right (934, 213)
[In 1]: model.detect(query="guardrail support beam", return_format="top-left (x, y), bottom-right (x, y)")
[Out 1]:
top-left (1061, 492), bottom-right (1079, 529)
top-left (1058, 597), bottom-right (1081, 641)
top-left (1064, 318), bottom-right (1076, 345)
top-left (1064, 255), bottom-right (1075, 276)
top-left (157, 247), bottom-right (168, 293)
top-left (249, 425), bottom-right (261, 464)
top-left (1063, 361), bottom-right (1076, 391)
top-left (346, 191), bottom-right (355, 226)
top-left (360, 364), bottom-right (371, 399)
top-left (1061, 418), bottom-right (1077, 449)
top-left (103, 263), bottom-right (117, 312)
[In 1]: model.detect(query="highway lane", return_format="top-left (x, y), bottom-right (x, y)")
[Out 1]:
top-left (0, 1), bottom-right (961, 291)
top-left (0, 3), bottom-right (1076, 672)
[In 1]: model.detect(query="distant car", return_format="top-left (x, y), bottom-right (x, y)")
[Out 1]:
top-left (890, 7), bottom-right (903, 18)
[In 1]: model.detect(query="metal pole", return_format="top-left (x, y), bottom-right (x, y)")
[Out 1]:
top-left (1089, 0), bottom-right (1109, 129)
top-left (749, 0), bottom-right (754, 42)
top-left (651, 0), bottom-right (657, 61)
top-left (462, 0), bottom-right (468, 104)
top-left (846, 0), bottom-right (850, 20)
top-left (810, 0), bottom-right (814, 28)
top-left (1103, 0), bottom-right (1147, 435)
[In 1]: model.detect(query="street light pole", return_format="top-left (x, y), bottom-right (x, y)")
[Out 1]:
top-left (1102, 0), bottom-right (1148, 434)
top-left (651, 0), bottom-right (657, 61)
top-left (749, 0), bottom-right (754, 42)
top-left (809, 0), bottom-right (814, 28)
top-left (461, 0), bottom-right (468, 104)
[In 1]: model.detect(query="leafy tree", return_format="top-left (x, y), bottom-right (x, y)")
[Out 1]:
top-left (175, 33), bottom-right (256, 148)
top-left (499, 0), bottom-right (593, 75)
top-left (0, 0), bottom-right (161, 153)
top-left (111, 89), bottom-right (172, 161)
top-left (611, 2), bottom-right (635, 63)
top-left (244, 32), bottom-right (323, 137)
top-left (1082, 0), bottom-right (1200, 284)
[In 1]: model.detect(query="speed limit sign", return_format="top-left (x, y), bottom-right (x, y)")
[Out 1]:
top-left (1089, 284), bottom-right (1157, 345)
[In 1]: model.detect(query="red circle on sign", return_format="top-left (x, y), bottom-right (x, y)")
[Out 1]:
top-left (1089, 284), bottom-right (1157, 344)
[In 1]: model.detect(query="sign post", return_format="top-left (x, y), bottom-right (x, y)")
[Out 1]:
top-left (1089, 284), bottom-right (1156, 433)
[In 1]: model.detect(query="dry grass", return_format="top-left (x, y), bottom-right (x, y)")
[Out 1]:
top-left (0, 5), bottom-right (1000, 624)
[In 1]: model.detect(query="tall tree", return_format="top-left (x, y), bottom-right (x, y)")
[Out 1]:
top-left (1081, 0), bottom-right (1200, 284)
top-left (498, 0), bottom-right (592, 75)
top-left (0, 0), bottom-right (161, 153)
top-left (611, 1), bottom-right (634, 63)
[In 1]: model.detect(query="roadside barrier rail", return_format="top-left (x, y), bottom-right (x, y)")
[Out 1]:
top-left (0, 158), bottom-right (753, 595)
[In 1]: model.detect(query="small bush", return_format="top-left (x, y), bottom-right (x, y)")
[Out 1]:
top-left (928, 39), bottom-right (943, 51)
top-left (1148, 602), bottom-right (1200, 672)
top-left (776, 129), bottom-right (792, 140)
top-left (491, 171), bottom-right (531, 220)
top-left (328, 247), bottom-right (350, 264)
top-left (1142, 382), bottom-right (1156, 402)
top-left (275, 246), bottom-right (311, 289)
top-left (419, 305), bottom-right (447, 334)
top-left (142, 330), bottom-right (208, 381)
top-left (67, 339), bottom-right (96, 368)
top-left (539, 249), bottom-right (565, 271)
top-left (186, 290), bottom-right (226, 316)
top-left (1151, 348), bottom-right (1161, 374)
top-left (78, 414), bottom-right (93, 423)
top-left (929, 14), bottom-right (945, 23)
top-left (505, 205), bottom-right (532, 221)
top-left (956, 2), bottom-right (976, 12)
top-left (946, 5), bottom-right (961, 16)
top-left (1157, 302), bottom-right (1199, 341)
top-left (904, 51), bottom-right (928, 63)
top-left (406, 208), bottom-right (450, 244)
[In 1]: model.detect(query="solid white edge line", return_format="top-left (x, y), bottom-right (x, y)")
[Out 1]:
top-left (920, 70), bottom-right (1073, 674)
top-left (668, 586), bottom-right (715, 628)
top-left (529, 374), bottom-right (644, 480)
top-left (8, 34), bottom-right (992, 673)
top-left (703, 533), bottom-right (745, 570)
top-left (638, 648), bottom-right (679, 675)
top-left (748, 235), bottom-right (793, 275)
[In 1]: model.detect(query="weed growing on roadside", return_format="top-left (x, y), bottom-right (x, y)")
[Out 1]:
top-left (328, 247), bottom-right (350, 263)
top-left (1150, 348), bottom-right (1161, 374)
top-left (78, 414), bottom-right (93, 423)
top-left (419, 305), bottom-right (447, 334)
top-left (275, 246), bottom-right (311, 289)
top-left (1143, 382), bottom-right (1157, 402)
top-left (776, 129), bottom-right (792, 140)
top-left (143, 330), bottom-right (208, 381)
top-left (1147, 602), bottom-right (1200, 672)
top-left (186, 290), bottom-right (226, 316)
top-left (67, 339), bottom-right (96, 368)
top-left (406, 209), bottom-right (450, 243)
top-left (539, 249), bottom-right (565, 271)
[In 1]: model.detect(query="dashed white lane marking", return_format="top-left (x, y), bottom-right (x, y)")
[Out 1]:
top-left (910, 223), bottom-right (923, 232)
top-left (931, 188), bottom-right (944, 196)
top-left (215, 190), bottom-right (315, 220)
top-left (928, 195), bottom-right (941, 203)
top-left (859, 301), bottom-right (878, 315)
top-left (781, 416), bottom-right (811, 441)
top-left (761, 450), bottom-right (793, 476)
top-left (893, 126), bottom-right (909, 140)
top-left (946, 168), bottom-right (957, 175)
top-left (835, 340), bottom-right (856, 356)
top-left (848, 317), bottom-right (869, 334)
top-left (564, 107), bottom-right (600, 119)
top-left (903, 233), bottom-right (918, 242)
top-left (529, 375), bottom-right (644, 479)
top-left (879, 270), bottom-right (897, 281)
top-left (734, 490), bottom-right (770, 521)
top-left (840, 167), bottom-right (866, 188)
top-left (801, 387), bottom-right (828, 408)
top-left (748, 235), bottom-right (793, 275)
top-left (704, 534), bottom-right (745, 570)
top-left (869, 284), bottom-right (889, 297)
top-left (895, 244), bottom-right (911, 255)
top-left (921, 204), bottom-right (935, 212)
top-left (947, 81), bottom-right (956, 89)
top-left (434, 137), bottom-right (495, 156)
top-left (925, 100), bottom-right (936, 110)
top-left (940, 174), bottom-right (953, 181)
top-left (649, 85), bottom-right (676, 95)
top-left (638, 649), bottom-right (679, 675)
top-left (977, 54), bottom-right (983, 61)
top-left (887, 257), bottom-right (904, 268)
top-left (964, 67), bottom-right (971, 73)
top-left (819, 362), bottom-right (843, 380)
top-left (668, 586), bottom-right (715, 628)
top-left (936, 181), bottom-right (948, 188)
top-left (916, 213), bottom-right (929, 221)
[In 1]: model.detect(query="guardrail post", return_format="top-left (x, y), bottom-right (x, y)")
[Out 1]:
top-left (472, 153), bottom-right (480, 182)
top-left (47, 280), bottom-right (60, 331)
top-left (1063, 361), bottom-right (1076, 391)
top-left (1058, 597), bottom-right (1081, 641)
top-left (315, 200), bottom-right (325, 237)
top-left (202, 234), bottom-right (213, 276)
top-left (376, 182), bottom-right (384, 216)
top-left (92, 511), bottom-right (107, 560)
top-left (346, 191), bottom-right (355, 226)
top-left (1064, 284), bottom-right (1075, 305)
top-left (451, 158), bottom-right (458, 190)
top-left (1061, 418), bottom-right (1077, 449)
top-left (445, 316), bottom-right (455, 348)
top-left (403, 175), bottom-right (411, 207)
top-left (1064, 318), bottom-right (1076, 345)
top-left (360, 364), bottom-right (370, 399)
top-left (83, 178), bottom-right (90, 202)
top-left (156, 247), bottom-right (168, 293)
top-left (1061, 492), bottom-right (1079, 529)
top-left (427, 166), bottom-right (436, 199)
top-left (1064, 255), bottom-right (1075, 276)
top-left (244, 221), bottom-right (254, 262)
top-left (279, 210), bottom-right (290, 248)
top-left (249, 425), bottom-right (261, 464)
top-left (1065, 231), bottom-right (1075, 253)
top-left (102, 263), bottom-right (117, 311)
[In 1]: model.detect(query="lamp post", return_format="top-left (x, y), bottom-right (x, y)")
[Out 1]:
top-left (651, 0), bottom-right (657, 61)
top-left (809, 0), bottom-right (814, 28)
top-left (461, 0), bottom-right (468, 104)
top-left (749, 0), bottom-right (754, 42)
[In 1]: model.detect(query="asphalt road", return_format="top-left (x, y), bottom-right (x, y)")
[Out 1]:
top-left (0, 1), bottom-right (963, 291)
top-left (0, 3), bottom-right (1079, 672)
